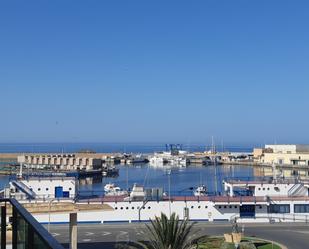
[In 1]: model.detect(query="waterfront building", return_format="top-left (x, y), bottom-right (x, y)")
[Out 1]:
top-left (254, 144), bottom-right (309, 166)
top-left (17, 154), bottom-right (102, 171)
top-left (4, 177), bottom-right (76, 200)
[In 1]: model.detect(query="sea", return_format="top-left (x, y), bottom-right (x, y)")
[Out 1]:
top-left (0, 142), bottom-right (254, 154)
top-left (0, 142), bottom-right (258, 196)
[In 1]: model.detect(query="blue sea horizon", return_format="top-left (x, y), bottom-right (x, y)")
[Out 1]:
top-left (0, 142), bottom-right (254, 154)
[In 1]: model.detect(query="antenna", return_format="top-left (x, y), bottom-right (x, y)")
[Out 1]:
top-left (211, 136), bottom-right (216, 154)
top-left (221, 139), bottom-right (224, 153)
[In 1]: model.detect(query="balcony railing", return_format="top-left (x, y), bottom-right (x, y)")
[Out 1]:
top-left (0, 198), bottom-right (64, 249)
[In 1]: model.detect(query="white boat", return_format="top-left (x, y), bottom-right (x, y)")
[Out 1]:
top-left (149, 155), bottom-right (166, 167)
top-left (193, 185), bottom-right (207, 196)
top-left (126, 154), bottom-right (148, 164)
top-left (149, 152), bottom-right (187, 167)
top-left (169, 157), bottom-right (187, 167)
top-left (104, 183), bottom-right (128, 196)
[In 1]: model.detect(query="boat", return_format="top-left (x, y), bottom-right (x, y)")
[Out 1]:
top-left (102, 167), bottom-right (119, 177)
top-left (169, 157), bottom-right (187, 167)
top-left (126, 154), bottom-right (149, 164)
top-left (149, 154), bottom-right (166, 167)
top-left (193, 185), bottom-right (207, 196)
top-left (149, 152), bottom-right (187, 167)
top-left (104, 183), bottom-right (128, 196)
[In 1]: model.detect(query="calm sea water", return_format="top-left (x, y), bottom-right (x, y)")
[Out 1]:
top-left (78, 164), bottom-right (256, 196)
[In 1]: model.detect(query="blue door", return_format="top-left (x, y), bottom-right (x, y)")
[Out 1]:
top-left (55, 186), bottom-right (63, 198)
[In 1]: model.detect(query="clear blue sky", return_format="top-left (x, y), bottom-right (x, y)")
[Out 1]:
top-left (1, 1), bottom-right (308, 145)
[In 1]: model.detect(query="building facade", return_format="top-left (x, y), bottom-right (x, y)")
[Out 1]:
top-left (17, 154), bottom-right (102, 171)
top-left (256, 145), bottom-right (309, 166)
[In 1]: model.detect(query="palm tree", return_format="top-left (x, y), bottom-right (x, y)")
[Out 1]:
top-left (137, 212), bottom-right (197, 249)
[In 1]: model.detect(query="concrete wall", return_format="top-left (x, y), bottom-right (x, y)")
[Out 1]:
top-left (265, 145), bottom-right (309, 154)
top-left (262, 152), bottom-right (309, 165)
top-left (21, 178), bottom-right (76, 198)
top-left (265, 145), bottom-right (297, 154)
top-left (17, 154), bottom-right (102, 171)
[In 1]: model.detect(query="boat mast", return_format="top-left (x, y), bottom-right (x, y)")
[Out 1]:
top-left (18, 162), bottom-right (23, 179)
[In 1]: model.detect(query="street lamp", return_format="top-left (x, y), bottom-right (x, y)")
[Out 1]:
top-left (48, 198), bottom-right (57, 233)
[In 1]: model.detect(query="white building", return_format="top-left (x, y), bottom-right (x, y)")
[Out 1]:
top-left (265, 144), bottom-right (309, 154)
top-left (4, 177), bottom-right (76, 200)
top-left (258, 145), bottom-right (309, 166)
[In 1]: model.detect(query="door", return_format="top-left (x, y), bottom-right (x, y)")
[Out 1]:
top-left (239, 205), bottom-right (255, 218)
top-left (55, 186), bottom-right (63, 198)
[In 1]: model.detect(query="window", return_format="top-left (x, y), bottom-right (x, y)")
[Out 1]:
top-left (235, 206), bottom-right (237, 209)
top-left (126, 207), bottom-right (129, 210)
top-left (69, 188), bottom-right (72, 190)
top-left (229, 206), bottom-right (232, 209)
top-left (148, 206), bottom-right (151, 209)
top-left (218, 206), bottom-right (222, 209)
top-left (120, 207), bottom-right (123, 210)
top-left (46, 188), bottom-right (49, 191)
top-left (38, 188), bottom-right (41, 191)
top-left (115, 207), bottom-right (118, 210)
top-left (263, 188), bottom-right (265, 191)
top-left (294, 204), bottom-right (309, 213)
top-left (198, 206), bottom-right (201, 209)
top-left (268, 204), bottom-right (290, 213)
top-left (191, 206), bottom-right (194, 209)
top-left (205, 206), bottom-right (208, 209)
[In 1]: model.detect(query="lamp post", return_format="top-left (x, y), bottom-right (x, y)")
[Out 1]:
top-left (48, 198), bottom-right (57, 233)
top-left (167, 169), bottom-right (171, 217)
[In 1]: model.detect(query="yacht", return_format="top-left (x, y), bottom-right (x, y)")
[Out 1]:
top-left (104, 183), bottom-right (128, 196)
top-left (193, 185), bottom-right (207, 196)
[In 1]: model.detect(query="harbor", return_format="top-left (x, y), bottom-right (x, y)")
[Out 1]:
top-left (1, 144), bottom-right (309, 229)
top-left (1, 144), bottom-right (309, 177)
top-left (2, 1), bottom-right (308, 247)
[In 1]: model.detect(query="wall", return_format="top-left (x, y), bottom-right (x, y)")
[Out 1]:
top-left (21, 178), bottom-right (76, 198)
top-left (263, 153), bottom-right (309, 165)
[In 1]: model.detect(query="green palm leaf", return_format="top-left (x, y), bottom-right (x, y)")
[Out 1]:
top-left (137, 212), bottom-right (199, 249)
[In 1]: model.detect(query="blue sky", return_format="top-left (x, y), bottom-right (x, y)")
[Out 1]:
top-left (0, 1), bottom-right (308, 145)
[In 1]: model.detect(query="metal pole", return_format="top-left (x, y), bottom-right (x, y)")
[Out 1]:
top-left (12, 206), bottom-right (17, 249)
top-left (168, 170), bottom-right (171, 217)
top-left (48, 199), bottom-right (56, 233)
top-left (1, 205), bottom-right (6, 249)
top-left (69, 213), bottom-right (77, 249)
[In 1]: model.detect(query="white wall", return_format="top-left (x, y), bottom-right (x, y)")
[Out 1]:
top-left (21, 178), bottom-right (76, 198)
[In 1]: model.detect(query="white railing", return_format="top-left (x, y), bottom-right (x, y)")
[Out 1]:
top-left (232, 213), bottom-right (309, 223)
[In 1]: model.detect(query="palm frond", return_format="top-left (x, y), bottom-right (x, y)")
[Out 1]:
top-left (139, 212), bottom-right (199, 249)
